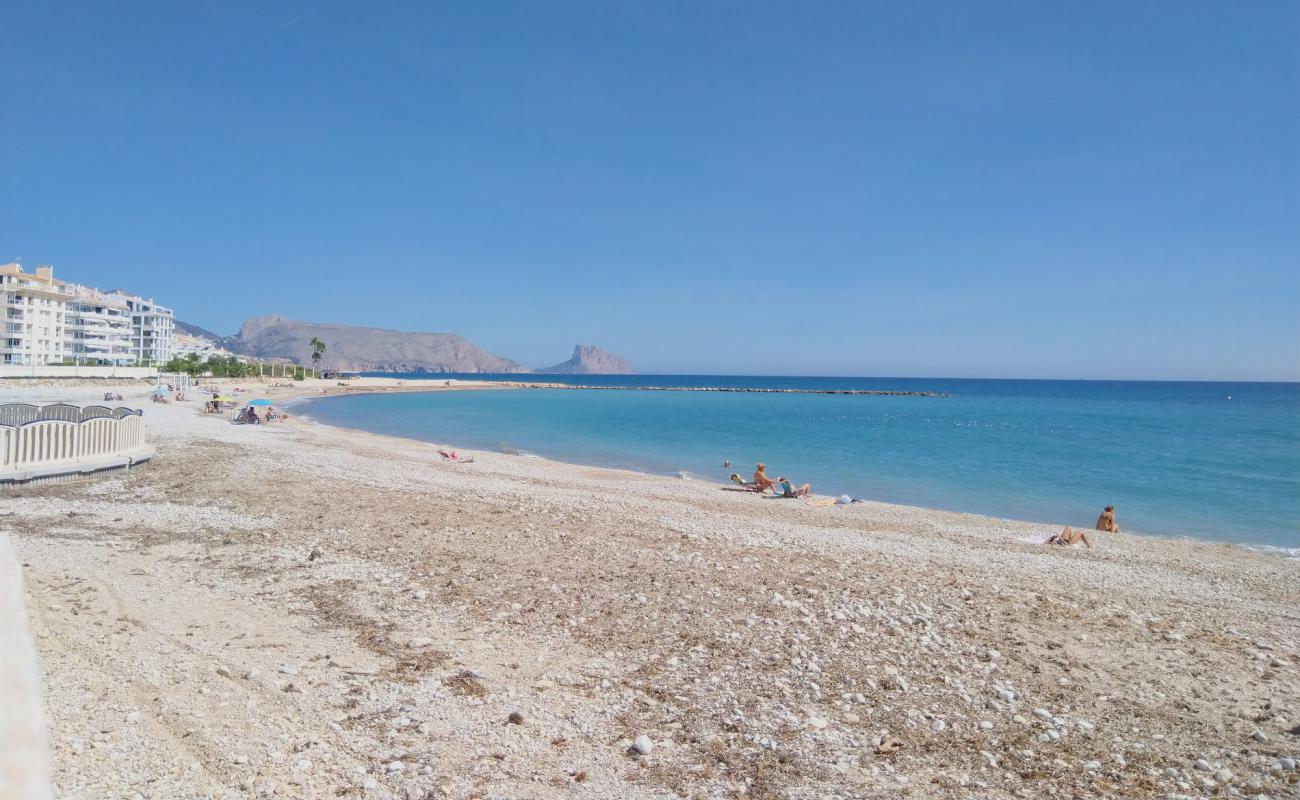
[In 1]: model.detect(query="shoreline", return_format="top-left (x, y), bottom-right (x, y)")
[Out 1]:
top-left (292, 384), bottom-right (1296, 555)
top-left (3, 379), bottom-right (1299, 798)
top-left (7, 375), bottom-right (1297, 555)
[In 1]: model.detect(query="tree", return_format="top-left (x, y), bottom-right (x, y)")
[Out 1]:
top-left (309, 337), bottom-right (326, 374)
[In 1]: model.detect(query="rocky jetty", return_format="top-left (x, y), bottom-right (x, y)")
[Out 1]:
top-left (518, 383), bottom-right (949, 397)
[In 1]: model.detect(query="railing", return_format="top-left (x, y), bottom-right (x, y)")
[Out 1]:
top-left (156, 372), bottom-right (194, 391)
top-left (0, 403), bottom-right (150, 481)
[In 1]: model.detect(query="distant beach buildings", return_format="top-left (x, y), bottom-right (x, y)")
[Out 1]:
top-left (0, 262), bottom-right (175, 366)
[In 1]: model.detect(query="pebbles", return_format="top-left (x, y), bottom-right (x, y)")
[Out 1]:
top-left (13, 381), bottom-right (1299, 800)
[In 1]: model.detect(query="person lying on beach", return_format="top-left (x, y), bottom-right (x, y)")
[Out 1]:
top-left (437, 449), bottom-right (475, 464)
top-left (1096, 506), bottom-right (1120, 533)
top-left (776, 477), bottom-right (811, 498)
top-left (1046, 526), bottom-right (1092, 548)
top-left (753, 463), bottom-right (778, 494)
top-left (730, 473), bottom-right (766, 492)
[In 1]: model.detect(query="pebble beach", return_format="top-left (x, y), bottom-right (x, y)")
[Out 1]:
top-left (3, 379), bottom-right (1298, 800)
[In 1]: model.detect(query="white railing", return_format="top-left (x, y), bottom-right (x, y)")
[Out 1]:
top-left (0, 404), bottom-right (151, 482)
top-left (157, 372), bottom-right (194, 391)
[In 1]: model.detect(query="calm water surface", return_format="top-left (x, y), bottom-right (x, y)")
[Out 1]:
top-left (298, 376), bottom-right (1300, 549)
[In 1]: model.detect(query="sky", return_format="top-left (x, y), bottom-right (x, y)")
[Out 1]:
top-left (1, 1), bottom-right (1297, 380)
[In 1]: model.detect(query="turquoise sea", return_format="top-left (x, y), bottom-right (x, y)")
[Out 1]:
top-left (297, 376), bottom-right (1300, 549)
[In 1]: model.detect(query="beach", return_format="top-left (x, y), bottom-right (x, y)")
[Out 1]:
top-left (3, 380), bottom-right (1298, 799)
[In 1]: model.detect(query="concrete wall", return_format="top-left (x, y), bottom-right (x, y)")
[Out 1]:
top-left (0, 533), bottom-right (54, 800)
top-left (0, 365), bottom-right (157, 380)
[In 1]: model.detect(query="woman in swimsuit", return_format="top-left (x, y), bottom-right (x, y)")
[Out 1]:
top-left (1046, 526), bottom-right (1092, 548)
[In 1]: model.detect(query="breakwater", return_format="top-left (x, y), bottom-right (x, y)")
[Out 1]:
top-left (512, 382), bottom-right (949, 397)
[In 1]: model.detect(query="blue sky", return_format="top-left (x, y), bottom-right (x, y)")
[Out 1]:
top-left (2, 1), bottom-right (1296, 379)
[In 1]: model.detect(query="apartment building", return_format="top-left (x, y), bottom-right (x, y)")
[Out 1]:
top-left (113, 293), bottom-right (175, 364)
top-left (0, 264), bottom-right (67, 366)
top-left (65, 287), bottom-right (135, 365)
top-left (0, 263), bottom-right (175, 366)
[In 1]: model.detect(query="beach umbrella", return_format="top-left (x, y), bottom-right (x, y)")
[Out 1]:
top-left (214, 395), bottom-right (235, 402)
top-left (247, 399), bottom-right (273, 406)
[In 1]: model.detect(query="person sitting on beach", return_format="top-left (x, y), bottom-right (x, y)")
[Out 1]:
top-left (1046, 526), bottom-right (1092, 548)
top-left (776, 477), bottom-right (811, 498)
top-left (730, 473), bottom-right (762, 491)
top-left (1096, 506), bottom-right (1120, 533)
top-left (752, 463), bottom-right (778, 494)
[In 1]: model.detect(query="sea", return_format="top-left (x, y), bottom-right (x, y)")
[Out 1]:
top-left (295, 375), bottom-right (1300, 550)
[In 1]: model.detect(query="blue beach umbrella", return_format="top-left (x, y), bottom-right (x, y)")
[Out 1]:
top-left (247, 399), bottom-right (273, 406)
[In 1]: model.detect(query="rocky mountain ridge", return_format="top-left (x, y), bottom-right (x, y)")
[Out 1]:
top-left (178, 315), bottom-right (633, 374)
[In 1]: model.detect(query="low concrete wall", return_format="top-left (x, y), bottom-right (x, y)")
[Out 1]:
top-left (0, 365), bottom-right (157, 380)
top-left (0, 533), bottom-right (54, 800)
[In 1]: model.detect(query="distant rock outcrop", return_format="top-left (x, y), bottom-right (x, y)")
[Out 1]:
top-left (537, 345), bottom-right (633, 375)
top-left (229, 315), bottom-right (529, 373)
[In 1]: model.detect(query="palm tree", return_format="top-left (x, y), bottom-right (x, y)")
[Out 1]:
top-left (309, 337), bottom-right (326, 376)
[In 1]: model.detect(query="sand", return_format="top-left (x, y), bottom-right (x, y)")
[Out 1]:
top-left (2, 378), bottom-right (1298, 800)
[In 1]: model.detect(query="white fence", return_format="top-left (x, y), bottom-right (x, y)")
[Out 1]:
top-left (156, 372), bottom-right (194, 392)
top-left (0, 404), bottom-right (152, 484)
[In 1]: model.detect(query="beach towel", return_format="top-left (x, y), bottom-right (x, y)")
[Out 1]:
top-left (437, 450), bottom-right (475, 464)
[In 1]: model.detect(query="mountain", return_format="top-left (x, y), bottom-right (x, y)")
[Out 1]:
top-left (175, 320), bottom-right (247, 355)
top-left (229, 315), bottom-right (529, 373)
top-left (174, 320), bottom-right (224, 341)
top-left (537, 345), bottom-right (634, 375)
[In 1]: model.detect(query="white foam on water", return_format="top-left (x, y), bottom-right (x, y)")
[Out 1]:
top-left (1238, 543), bottom-right (1300, 561)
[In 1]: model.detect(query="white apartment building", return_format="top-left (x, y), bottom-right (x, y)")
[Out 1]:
top-left (0, 265), bottom-right (67, 366)
top-left (0, 263), bottom-right (175, 366)
top-left (106, 291), bottom-right (175, 364)
top-left (65, 288), bottom-right (135, 366)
